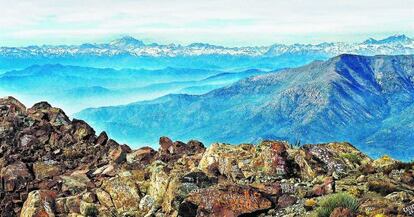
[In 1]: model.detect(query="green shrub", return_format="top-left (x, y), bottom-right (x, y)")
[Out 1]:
top-left (340, 153), bottom-right (360, 164)
top-left (315, 193), bottom-right (359, 217)
top-left (84, 205), bottom-right (99, 217)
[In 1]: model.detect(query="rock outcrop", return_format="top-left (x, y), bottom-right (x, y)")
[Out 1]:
top-left (0, 97), bottom-right (413, 217)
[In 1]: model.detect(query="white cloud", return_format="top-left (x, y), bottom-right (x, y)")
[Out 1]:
top-left (1, 0), bottom-right (413, 46)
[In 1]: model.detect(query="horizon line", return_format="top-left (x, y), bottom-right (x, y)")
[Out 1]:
top-left (1, 34), bottom-right (412, 48)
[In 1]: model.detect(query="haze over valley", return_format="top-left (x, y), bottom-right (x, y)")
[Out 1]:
top-left (1, 35), bottom-right (414, 161)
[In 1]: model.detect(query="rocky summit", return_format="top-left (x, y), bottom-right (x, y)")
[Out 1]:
top-left (0, 96), bottom-right (413, 217)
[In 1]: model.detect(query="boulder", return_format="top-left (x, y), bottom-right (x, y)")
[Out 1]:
top-left (198, 143), bottom-right (256, 180)
top-left (20, 190), bottom-right (57, 217)
top-left (95, 188), bottom-right (114, 208)
top-left (92, 164), bottom-right (116, 177)
top-left (312, 177), bottom-right (335, 196)
top-left (101, 175), bottom-right (141, 212)
top-left (186, 140), bottom-right (206, 155)
top-left (159, 136), bottom-right (174, 153)
top-left (252, 141), bottom-right (291, 177)
top-left (61, 174), bottom-right (93, 194)
top-left (301, 142), bottom-right (371, 178)
top-left (33, 161), bottom-right (61, 180)
top-left (139, 195), bottom-right (155, 213)
top-left (28, 102), bottom-right (70, 127)
top-left (277, 194), bottom-right (297, 208)
top-left (19, 134), bottom-right (39, 148)
top-left (291, 149), bottom-right (317, 180)
top-left (65, 195), bottom-right (82, 213)
top-left (372, 155), bottom-right (399, 172)
top-left (199, 141), bottom-right (293, 181)
top-left (0, 162), bottom-right (32, 192)
top-left (95, 131), bottom-right (108, 146)
top-left (147, 161), bottom-right (170, 205)
top-left (181, 185), bottom-right (272, 216)
top-left (358, 197), bottom-right (405, 216)
top-left (0, 96), bottom-right (27, 115)
top-left (71, 119), bottom-right (95, 142)
top-left (126, 146), bottom-right (156, 165)
top-left (108, 145), bottom-right (129, 164)
top-left (157, 137), bottom-right (205, 162)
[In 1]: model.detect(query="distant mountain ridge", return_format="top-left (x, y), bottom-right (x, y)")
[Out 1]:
top-left (76, 54), bottom-right (414, 161)
top-left (0, 64), bottom-right (268, 114)
top-left (2, 34), bottom-right (413, 57)
top-left (1, 35), bottom-right (413, 71)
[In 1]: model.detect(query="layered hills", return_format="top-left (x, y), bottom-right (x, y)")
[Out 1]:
top-left (0, 65), bottom-right (267, 114)
top-left (77, 54), bottom-right (414, 160)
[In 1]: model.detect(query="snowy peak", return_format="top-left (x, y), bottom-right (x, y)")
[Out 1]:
top-left (109, 36), bottom-right (145, 48)
top-left (0, 34), bottom-right (413, 59)
top-left (363, 34), bottom-right (412, 44)
top-left (188, 43), bottom-right (222, 49)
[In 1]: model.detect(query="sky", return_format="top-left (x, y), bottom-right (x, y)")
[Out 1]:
top-left (0, 0), bottom-right (413, 47)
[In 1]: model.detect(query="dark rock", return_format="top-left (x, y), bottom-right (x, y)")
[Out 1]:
top-left (0, 96), bottom-right (26, 115)
top-left (159, 136), bottom-right (173, 152)
top-left (126, 146), bottom-right (156, 165)
top-left (95, 131), bottom-right (108, 146)
top-left (71, 119), bottom-right (96, 142)
top-left (30, 102), bottom-right (52, 110)
top-left (181, 171), bottom-right (218, 188)
top-left (108, 146), bottom-right (127, 164)
top-left (0, 162), bottom-right (32, 192)
top-left (186, 140), bottom-right (205, 154)
top-left (277, 194), bottom-right (297, 208)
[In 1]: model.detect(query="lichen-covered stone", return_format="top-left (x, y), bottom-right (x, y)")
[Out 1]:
top-left (33, 161), bottom-right (61, 180)
top-left (101, 175), bottom-right (141, 212)
top-left (182, 185), bottom-right (272, 216)
top-left (61, 174), bottom-right (92, 194)
top-left (95, 189), bottom-right (114, 208)
top-left (20, 190), bottom-right (57, 217)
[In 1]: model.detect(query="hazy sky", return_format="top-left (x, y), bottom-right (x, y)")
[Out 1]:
top-left (1, 0), bottom-right (413, 46)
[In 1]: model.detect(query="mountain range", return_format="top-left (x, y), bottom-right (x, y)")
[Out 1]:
top-left (76, 54), bottom-right (414, 161)
top-left (0, 65), bottom-right (268, 114)
top-left (1, 35), bottom-right (414, 161)
top-left (1, 35), bottom-right (413, 71)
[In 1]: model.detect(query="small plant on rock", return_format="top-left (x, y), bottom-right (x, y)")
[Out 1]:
top-left (340, 153), bottom-right (360, 164)
top-left (314, 192), bottom-right (359, 217)
top-left (84, 205), bottom-right (99, 217)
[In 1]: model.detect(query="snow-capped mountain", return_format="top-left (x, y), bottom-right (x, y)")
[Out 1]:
top-left (1, 35), bottom-right (413, 58)
top-left (0, 35), bottom-right (413, 72)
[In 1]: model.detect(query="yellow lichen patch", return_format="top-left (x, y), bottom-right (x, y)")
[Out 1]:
top-left (304, 198), bottom-right (317, 208)
top-left (372, 155), bottom-right (398, 169)
top-left (373, 214), bottom-right (387, 217)
top-left (347, 187), bottom-right (363, 197)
